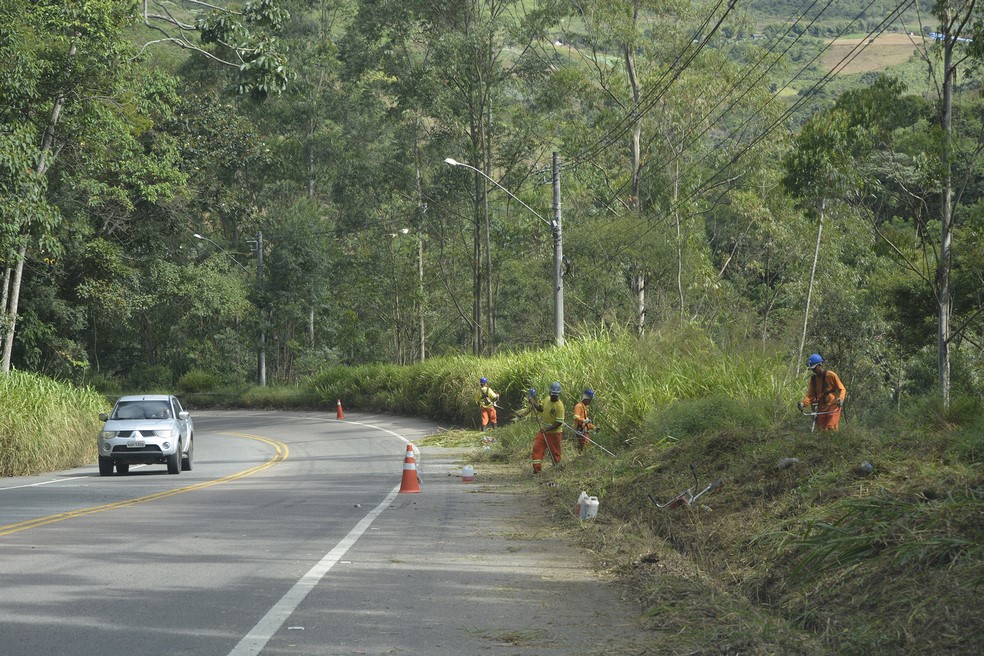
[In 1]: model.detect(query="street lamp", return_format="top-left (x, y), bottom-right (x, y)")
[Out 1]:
top-left (444, 155), bottom-right (565, 346)
top-left (193, 231), bottom-right (266, 386)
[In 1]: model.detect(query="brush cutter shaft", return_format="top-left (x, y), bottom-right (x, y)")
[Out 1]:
top-left (800, 409), bottom-right (838, 416)
top-left (649, 464), bottom-right (723, 509)
top-left (562, 421), bottom-right (616, 457)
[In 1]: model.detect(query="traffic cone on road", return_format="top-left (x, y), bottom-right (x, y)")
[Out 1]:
top-left (399, 444), bottom-right (421, 494)
top-left (336, 399), bottom-right (345, 419)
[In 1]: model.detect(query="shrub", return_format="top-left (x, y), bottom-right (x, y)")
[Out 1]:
top-left (84, 371), bottom-right (123, 396)
top-left (127, 364), bottom-right (173, 392)
top-left (178, 369), bottom-right (221, 394)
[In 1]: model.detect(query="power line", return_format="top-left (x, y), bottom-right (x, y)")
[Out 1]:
top-left (566, 0), bottom-right (916, 301)
top-left (567, 0), bottom-right (828, 171)
top-left (565, 0), bottom-right (738, 168)
top-left (580, 0), bottom-right (884, 217)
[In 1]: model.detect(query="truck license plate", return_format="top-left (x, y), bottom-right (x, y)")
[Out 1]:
top-left (126, 439), bottom-right (145, 448)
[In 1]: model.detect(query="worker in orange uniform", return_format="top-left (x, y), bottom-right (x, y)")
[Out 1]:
top-left (572, 389), bottom-right (596, 452)
top-left (531, 381), bottom-right (564, 473)
top-left (798, 354), bottom-right (846, 431)
top-left (478, 377), bottom-right (499, 431)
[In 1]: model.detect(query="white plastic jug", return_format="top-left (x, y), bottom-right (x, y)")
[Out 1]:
top-left (577, 491), bottom-right (589, 519)
top-left (584, 496), bottom-right (599, 519)
top-left (461, 465), bottom-right (475, 482)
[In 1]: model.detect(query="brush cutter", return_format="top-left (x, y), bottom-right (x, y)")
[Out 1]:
top-left (561, 421), bottom-right (616, 457)
top-left (648, 464), bottom-right (723, 509)
top-left (799, 403), bottom-right (839, 433)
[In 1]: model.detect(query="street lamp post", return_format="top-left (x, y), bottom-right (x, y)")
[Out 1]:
top-left (444, 154), bottom-right (565, 347)
top-left (193, 231), bottom-right (267, 386)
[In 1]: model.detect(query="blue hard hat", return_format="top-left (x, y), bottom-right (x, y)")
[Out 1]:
top-left (549, 381), bottom-right (561, 395)
top-left (528, 388), bottom-right (537, 397)
top-left (480, 377), bottom-right (488, 385)
top-left (807, 354), bottom-right (824, 368)
top-left (583, 389), bottom-right (595, 399)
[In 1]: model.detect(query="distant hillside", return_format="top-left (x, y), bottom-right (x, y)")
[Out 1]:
top-left (823, 32), bottom-right (925, 76)
top-left (743, 0), bottom-right (928, 32)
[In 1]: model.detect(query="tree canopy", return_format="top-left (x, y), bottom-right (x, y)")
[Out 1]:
top-left (0, 0), bottom-right (981, 411)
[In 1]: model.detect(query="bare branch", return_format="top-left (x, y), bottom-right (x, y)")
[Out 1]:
top-left (947, 304), bottom-right (984, 345)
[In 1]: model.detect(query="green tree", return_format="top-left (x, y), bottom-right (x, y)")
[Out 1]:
top-left (346, 0), bottom-right (566, 355)
top-left (0, 0), bottom-right (176, 375)
top-left (139, 0), bottom-right (292, 98)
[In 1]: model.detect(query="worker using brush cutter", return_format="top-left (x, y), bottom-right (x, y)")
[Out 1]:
top-left (572, 389), bottom-right (596, 452)
top-left (512, 387), bottom-right (539, 422)
top-left (477, 377), bottom-right (499, 431)
top-left (798, 354), bottom-right (846, 431)
top-left (531, 381), bottom-right (565, 473)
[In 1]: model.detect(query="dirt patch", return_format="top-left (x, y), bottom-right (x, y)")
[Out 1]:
top-left (824, 32), bottom-right (925, 75)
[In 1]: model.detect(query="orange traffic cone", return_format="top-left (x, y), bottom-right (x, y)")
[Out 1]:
top-left (336, 399), bottom-right (345, 419)
top-left (399, 444), bottom-right (421, 494)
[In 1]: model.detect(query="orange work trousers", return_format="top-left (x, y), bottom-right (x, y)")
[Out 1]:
top-left (531, 430), bottom-right (562, 472)
top-left (574, 423), bottom-right (590, 451)
top-left (481, 406), bottom-right (497, 428)
top-left (815, 406), bottom-right (842, 431)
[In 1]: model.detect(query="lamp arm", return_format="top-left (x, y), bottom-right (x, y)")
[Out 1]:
top-left (445, 159), bottom-right (552, 228)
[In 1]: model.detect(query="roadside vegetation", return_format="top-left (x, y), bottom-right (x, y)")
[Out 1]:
top-left (375, 337), bottom-right (981, 655)
top-left (3, 326), bottom-right (981, 653)
top-left (299, 328), bottom-right (979, 655)
top-left (0, 372), bottom-right (108, 476)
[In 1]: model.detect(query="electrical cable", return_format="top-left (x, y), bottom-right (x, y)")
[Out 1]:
top-left (564, 0), bottom-right (916, 306)
top-left (566, 0), bottom-right (737, 167)
top-left (563, 0), bottom-right (826, 172)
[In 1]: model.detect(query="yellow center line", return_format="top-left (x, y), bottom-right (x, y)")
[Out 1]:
top-left (0, 432), bottom-right (288, 538)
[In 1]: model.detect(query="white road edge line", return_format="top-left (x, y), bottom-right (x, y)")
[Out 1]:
top-left (0, 476), bottom-right (88, 490)
top-left (226, 484), bottom-right (402, 656)
top-left (338, 418), bottom-right (421, 471)
top-left (0, 465), bottom-right (150, 491)
top-left (334, 418), bottom-right (410, 443)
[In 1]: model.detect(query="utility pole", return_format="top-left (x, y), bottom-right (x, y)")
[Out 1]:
top-left (418, 235), bottom-right (426, 362)
top-left (445, 156), bottom-right (564, 348)
top-left (193, 230), bottom-right (266, 387)
top-left (256, 230), bottom-right (266, 387)
top-left (553, 152), bottom-right (565, 347)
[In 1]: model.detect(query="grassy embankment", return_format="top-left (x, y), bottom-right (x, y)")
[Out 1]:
top-left (0, 371), bottom-right (109, 476)
top-left (303, 327), bottom-right (982, 655)
top-left (5, 326), bottom-right (981, 654)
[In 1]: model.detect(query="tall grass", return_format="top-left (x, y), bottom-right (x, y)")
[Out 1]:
top-left (0, 371), bottom-right (109, 476)
top-left (309, 326), bottom-right (798, 448)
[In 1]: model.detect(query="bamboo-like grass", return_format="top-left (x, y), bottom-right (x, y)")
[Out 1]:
top-left (310, 327), bottom-right (798, 447)
top-left (0, 371), bottom-right (109, 476)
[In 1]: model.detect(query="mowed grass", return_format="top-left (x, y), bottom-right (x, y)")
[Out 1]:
top-left (824, 32), bottom-right (925, 75)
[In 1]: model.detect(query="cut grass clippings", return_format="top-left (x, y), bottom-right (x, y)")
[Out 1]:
top-left (473, 417), bottom-right (984, 655)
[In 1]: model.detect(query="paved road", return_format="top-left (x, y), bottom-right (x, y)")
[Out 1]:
top-left (0, 411), bottom-right (652, 656)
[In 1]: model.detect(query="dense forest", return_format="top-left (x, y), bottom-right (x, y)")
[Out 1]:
top-left (1, 0), bottom-right (982, 414)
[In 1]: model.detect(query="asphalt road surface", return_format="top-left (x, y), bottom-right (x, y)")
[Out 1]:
top-left (0, 410), bottom-right (653, 656)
